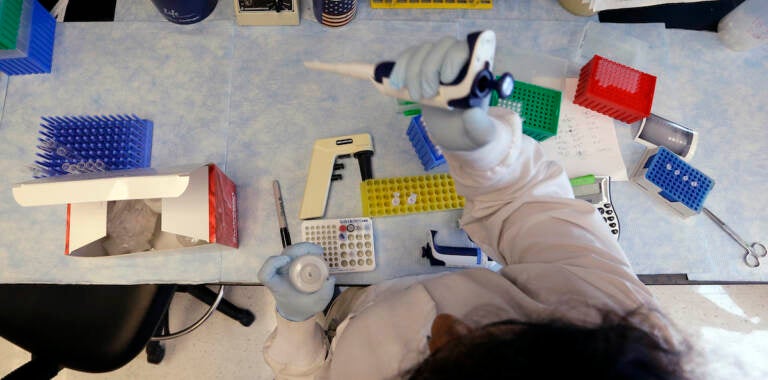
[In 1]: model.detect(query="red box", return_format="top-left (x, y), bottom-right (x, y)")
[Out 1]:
top-left (574, 55), bottom-right (657, 124)
top-left (208, 164), bottom-right (239, 248)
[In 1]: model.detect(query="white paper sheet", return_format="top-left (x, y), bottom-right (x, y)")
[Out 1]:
top-left (590, 0), bottom-right (715, 12)
top-left (540, 78), bottom-right (628, 181)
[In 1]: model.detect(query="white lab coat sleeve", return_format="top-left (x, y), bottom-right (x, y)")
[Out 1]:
top-left (442, 107), bottom-right (653, 312)
top-left (263, 312), bottom-right (329, 380)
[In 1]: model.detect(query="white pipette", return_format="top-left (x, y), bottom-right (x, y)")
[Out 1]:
top-left (304, 30), bottom-right (514, 110)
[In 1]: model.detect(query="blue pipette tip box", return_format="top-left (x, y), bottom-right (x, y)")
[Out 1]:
top-left (34, 114), bottom-right (153, 177)
top-left (0, 0), bottom-right (56, 76)
top-left (631, 146), bottom-right (714, 217)
top-left (407, 115), bottom-right (446, 171)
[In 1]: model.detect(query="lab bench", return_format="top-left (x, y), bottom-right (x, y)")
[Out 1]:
top-left (0, 0), bottom-right (765, 284)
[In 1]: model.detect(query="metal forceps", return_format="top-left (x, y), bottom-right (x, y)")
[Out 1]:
top-left (703, 208), bottom-right (767, 268)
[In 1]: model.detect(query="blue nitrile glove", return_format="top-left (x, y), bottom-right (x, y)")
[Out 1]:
top-left (389, 36), bottom-right (496, 152)
top-left (258, 242), bottom-right (336, 322)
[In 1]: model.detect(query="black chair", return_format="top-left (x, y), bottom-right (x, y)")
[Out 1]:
top-left (0, 284), bottom-right (254, 379)
top-left (145, 285), bottom-right (255, 364)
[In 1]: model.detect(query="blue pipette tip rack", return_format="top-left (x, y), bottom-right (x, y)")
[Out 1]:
top-left (631, 146), bottom-right (714, 217)
top-left (33, 114), bottom-right (153, 178)
top-left (407, 114), bottom-right (446, 171)
top-left (0, 0), bottom-right (56, 76)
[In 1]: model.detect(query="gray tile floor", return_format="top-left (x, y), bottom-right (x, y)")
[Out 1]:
top-left (1, 285), bottom-right (767, 379)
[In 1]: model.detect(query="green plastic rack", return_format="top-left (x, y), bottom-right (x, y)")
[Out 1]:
top-left (0, 0), bottom-right (23, 49)
top-left (491, 80), bottom-right (562, 142)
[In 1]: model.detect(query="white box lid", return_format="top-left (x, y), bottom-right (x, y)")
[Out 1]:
top-left (12, 164), bottom-right (204, 207)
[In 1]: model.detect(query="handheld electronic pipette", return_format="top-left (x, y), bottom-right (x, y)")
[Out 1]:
top-left (304, 30), bottom-right (515, 110)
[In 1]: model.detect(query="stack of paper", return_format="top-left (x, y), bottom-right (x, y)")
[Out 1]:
top-left (583, 0), bottom-right (715, 12)
top-left (540, 78), bottom-right (628, 180)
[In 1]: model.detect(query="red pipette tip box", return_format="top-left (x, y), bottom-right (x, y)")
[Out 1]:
top-left (574, 55), bottom-right (657, 124)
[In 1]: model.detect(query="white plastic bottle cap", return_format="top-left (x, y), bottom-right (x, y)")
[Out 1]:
top-left (288, 255), bottom-right (329, 294)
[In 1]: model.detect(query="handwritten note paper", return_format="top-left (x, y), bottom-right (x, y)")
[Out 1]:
top-left (540, 78), bottom-right (628, 180)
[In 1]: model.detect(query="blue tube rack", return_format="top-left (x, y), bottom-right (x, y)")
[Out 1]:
top-left (0, 0), bottom-right (56, 75)
top-left (407, 114), bottom-right (446, 171)
top-left (631, 146), bottom-right (714, 218)
top-left (34, 114), bottom-right (153, 177)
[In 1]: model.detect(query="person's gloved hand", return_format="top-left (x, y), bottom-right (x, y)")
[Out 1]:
top-left (388, 36), bottom-right (496, 152)
top-left (258, 242), bottom-right (336, 322)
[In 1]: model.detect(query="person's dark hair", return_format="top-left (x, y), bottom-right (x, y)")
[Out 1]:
top-left (403, 309), bottom-right (689, 380)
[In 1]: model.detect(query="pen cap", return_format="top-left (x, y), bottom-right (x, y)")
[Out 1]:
top-left (288, 255), bottom-right (329, 294)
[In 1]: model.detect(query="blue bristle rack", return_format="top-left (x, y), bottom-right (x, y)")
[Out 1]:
top-left (631, 146), bottom-right (714, 217)
top-left (0, 0), bottom-right (56, 76)
top-left (407, 114), bottom-right (446, 171)
top-left (33, 114), bottom-right (153, 178)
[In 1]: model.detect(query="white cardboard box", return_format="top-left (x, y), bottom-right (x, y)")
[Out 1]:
top-left (12, 163), bottom-right (238, 256)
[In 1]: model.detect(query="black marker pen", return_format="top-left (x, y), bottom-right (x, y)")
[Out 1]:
top-left (273, 180), bottom-right (292, 248)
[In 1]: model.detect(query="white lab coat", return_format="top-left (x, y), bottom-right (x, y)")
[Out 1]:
top-left (263, 108), bottom-right (658, 380)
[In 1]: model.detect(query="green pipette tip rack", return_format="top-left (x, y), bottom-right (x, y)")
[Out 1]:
top-left (0, 0), bottom-right (23, 49)
top-left (491, 80), bottom-right (562, 142)
top-left (400, 79), bottom-right (562, 142)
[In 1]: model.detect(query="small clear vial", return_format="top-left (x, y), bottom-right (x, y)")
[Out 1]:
top-left (289, 255), bottom-right (329, 294)
top-left (56, 147), bottom-right (70, 157)
top-left (62, 162), bottom-right (77, 173)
